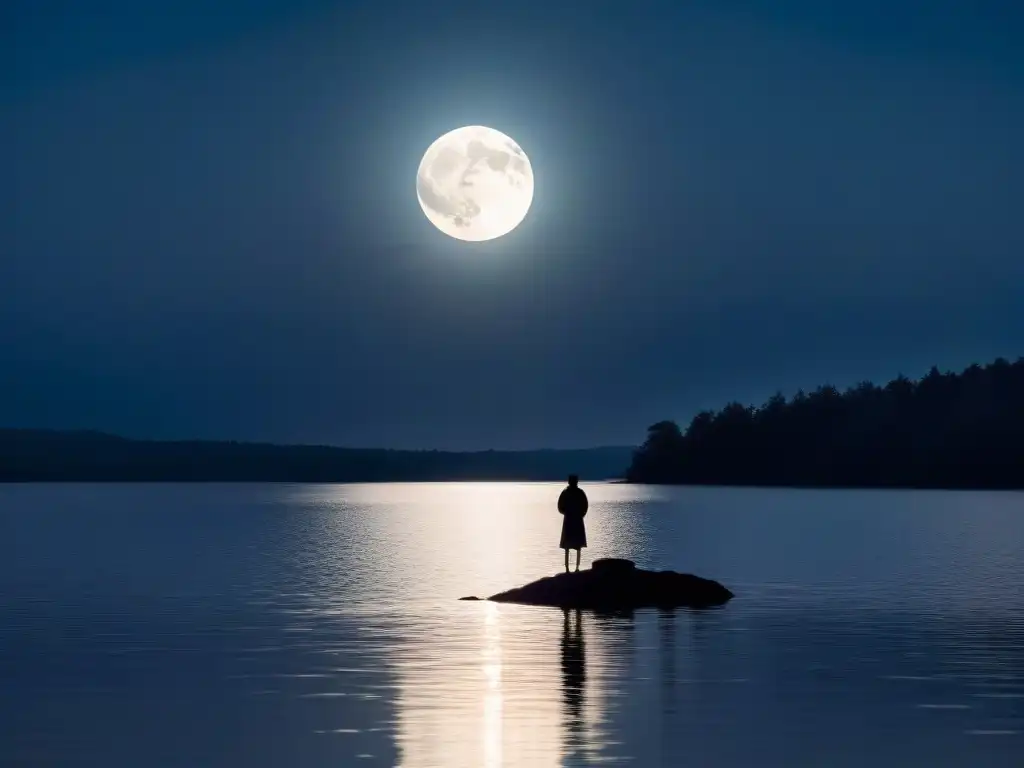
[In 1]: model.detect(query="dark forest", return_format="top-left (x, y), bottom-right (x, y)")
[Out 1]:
top-left (627, 357), bottom-right (1024, 489)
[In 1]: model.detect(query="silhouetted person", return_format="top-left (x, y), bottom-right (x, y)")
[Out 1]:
top-left (558, 474), bottom-right (588, 572)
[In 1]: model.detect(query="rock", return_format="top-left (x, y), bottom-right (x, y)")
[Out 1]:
top-left (591, 557), bottom-right (636, 573)
top-left (476, 562), bottom-right (733, 610)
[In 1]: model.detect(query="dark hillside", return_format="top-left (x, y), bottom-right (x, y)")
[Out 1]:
top-left (0, 431), bottom-right (633, 483)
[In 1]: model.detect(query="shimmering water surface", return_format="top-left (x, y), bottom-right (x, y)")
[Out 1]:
top-left (1, 483), bottom-right (1022, 766)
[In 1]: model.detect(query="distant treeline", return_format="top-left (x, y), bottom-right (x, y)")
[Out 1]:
top-left (627, 357), bottom-right (1024, 489)
top-left (0, 430), bottom-right (633, 483)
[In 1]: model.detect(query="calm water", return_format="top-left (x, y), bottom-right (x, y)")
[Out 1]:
top-left (1, 483), bottom-right (1022, 767)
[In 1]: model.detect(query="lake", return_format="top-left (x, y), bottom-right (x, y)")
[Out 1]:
top-left (1, 483), bottom-right (1022, 766)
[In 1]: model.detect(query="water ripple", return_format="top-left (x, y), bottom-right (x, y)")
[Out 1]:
top-left (1, 483), bottom-right (1022, 767)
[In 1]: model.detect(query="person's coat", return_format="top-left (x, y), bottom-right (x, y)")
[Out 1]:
top-left (558, 486), bottom-right (588, 549)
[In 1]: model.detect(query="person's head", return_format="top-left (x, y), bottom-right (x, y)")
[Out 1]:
top-left (567, 474), bottom-right (579, 487)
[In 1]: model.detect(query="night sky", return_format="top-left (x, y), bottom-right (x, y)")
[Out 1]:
top-left (3, 1), bottom-right (1023, 449)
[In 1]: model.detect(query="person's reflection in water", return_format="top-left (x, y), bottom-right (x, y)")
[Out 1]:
top-left (658, 606), bottom-right (679, 757)
top-left (658, 608), bottom-right (678, 694)
top-left (560, 608), bottom-right (586, 761)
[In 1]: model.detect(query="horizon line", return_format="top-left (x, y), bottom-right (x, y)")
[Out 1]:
top-left (0, 427), bottom-right (638, 455)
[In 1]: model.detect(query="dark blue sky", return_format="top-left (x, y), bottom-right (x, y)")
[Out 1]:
top-left (3, 1), bottom-right (1023, 449)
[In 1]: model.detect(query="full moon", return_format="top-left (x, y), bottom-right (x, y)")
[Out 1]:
top-left (416, 125), bottom-right (534, 242)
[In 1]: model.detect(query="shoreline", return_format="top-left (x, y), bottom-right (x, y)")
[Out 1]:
top-left (2, 478), bottom-right (1020, 490)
